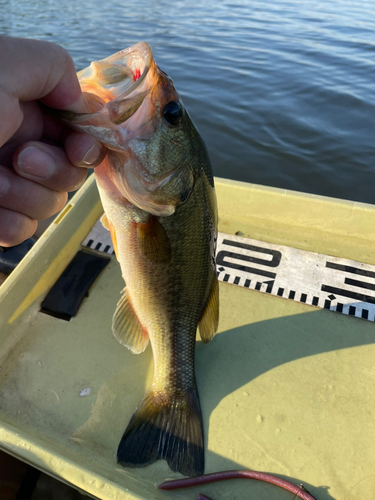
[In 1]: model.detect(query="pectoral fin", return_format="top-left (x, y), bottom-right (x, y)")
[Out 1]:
top-left (112, 289), bottom-right (149, 354)
top-left (100, 213), bottom-right (119, 259)
top-left (100, 213), bottom-right (110, 230)
top-left (198, 275), bottom-right (219, 344)
top-left (109, 222), bottom-right (119, 260)
top-left (137, 216), bottom-right (171, 263)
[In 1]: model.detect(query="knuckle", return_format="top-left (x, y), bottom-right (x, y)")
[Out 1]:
top-left (49, 191), bottom-right (68, 216)
top-left (0, 209), bottom-right (36, 246)
top-left (67, 169), bottom-right (87, 192)
top-left (36, 190), bottom-right (67, 220)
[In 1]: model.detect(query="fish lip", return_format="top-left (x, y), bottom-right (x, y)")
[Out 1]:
top-left (78, 41), bottom-right (153, 98)
top-left (66, 42), bottom-right (156, 125)
top-left (103, 41), bottom-right (153, 99)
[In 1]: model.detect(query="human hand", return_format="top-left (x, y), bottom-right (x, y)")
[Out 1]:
top-left (0, 36), bottom-right (106, 247)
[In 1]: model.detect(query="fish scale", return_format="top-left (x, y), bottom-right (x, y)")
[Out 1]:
top-left (59, 42), bottom-right (219, 477)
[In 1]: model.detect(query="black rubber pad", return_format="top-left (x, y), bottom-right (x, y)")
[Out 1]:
top-left (40, 250), bottom-right (110, 320)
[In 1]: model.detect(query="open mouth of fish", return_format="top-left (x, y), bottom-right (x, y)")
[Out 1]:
top-left (56, 42), bottom-right (188, 216)
top-left (60, 42), bottom-right (159, 148)
top-left (79, 41), bottom-right (153, 101)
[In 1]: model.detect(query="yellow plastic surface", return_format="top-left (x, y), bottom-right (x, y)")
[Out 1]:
top-left (1, 176), bottom-right (375, 500)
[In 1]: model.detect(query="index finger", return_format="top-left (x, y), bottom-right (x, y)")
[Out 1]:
top-left (0, 36), bottom-right (86, 111)
top-left (0, 36), bottom-right (89, 146)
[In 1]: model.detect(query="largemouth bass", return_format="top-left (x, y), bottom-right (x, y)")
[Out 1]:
top-left (62, 42), bottom-right (219, 477)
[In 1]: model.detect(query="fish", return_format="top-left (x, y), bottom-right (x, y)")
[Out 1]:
top-left (60, 42), bottom-right (219, 477)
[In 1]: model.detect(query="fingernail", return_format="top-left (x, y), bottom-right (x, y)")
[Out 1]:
top-left (17, 147), bottom-right (55, 178)
top-left (81, 141), bottom-right (102, 166)
top-left (0, 170), bottom-right (10, 196)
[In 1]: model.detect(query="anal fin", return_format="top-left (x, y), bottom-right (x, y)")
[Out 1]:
top-left (112, 289), bottom-right (149, 354)
top-left (198, 275), bottom-right (219, 344)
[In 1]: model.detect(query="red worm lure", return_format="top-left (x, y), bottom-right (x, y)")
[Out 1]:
top-left (158, 470), bottom-right (318, 500)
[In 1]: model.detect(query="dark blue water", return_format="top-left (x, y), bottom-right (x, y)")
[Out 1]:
top-left (2, 0), bottom-right (375, 203)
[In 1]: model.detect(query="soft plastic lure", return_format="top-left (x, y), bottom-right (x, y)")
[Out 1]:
top-left (158, 470), bottom-right (318, 500)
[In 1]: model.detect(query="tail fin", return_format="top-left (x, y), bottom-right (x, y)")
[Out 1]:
top-left (116, 385), bottom-right (204, 477)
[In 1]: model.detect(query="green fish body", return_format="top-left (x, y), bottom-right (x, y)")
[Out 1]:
top-left (62, 42), bottom-right (219, 477)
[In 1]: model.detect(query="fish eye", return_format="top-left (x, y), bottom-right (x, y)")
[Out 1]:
top-left (163, 101), bottom-right (183, 126)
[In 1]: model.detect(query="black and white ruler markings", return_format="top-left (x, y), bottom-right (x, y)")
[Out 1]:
top-left (216, 233), bottom-right (375, 321)
top-left (83, 218), bottom-right (375, 322)
top-left (83, 218), bottom-right (115, 254)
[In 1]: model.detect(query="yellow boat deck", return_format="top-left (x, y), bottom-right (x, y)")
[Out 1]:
top-left (0, 175), bottom-right (374, 500)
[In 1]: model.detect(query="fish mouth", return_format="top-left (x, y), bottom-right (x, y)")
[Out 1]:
top-left (78, 41), bottom-right (154, 101)
top-left (56, 42), bottom-right (158, 145)
top-left (55, 42), bottom-right (184, 216)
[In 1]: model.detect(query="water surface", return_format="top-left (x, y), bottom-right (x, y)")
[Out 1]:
top-left (2, 0), bottom-right (375, 203)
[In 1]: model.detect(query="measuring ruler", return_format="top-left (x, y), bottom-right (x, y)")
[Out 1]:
top-left (83, 218), bottom-right (375, 322)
